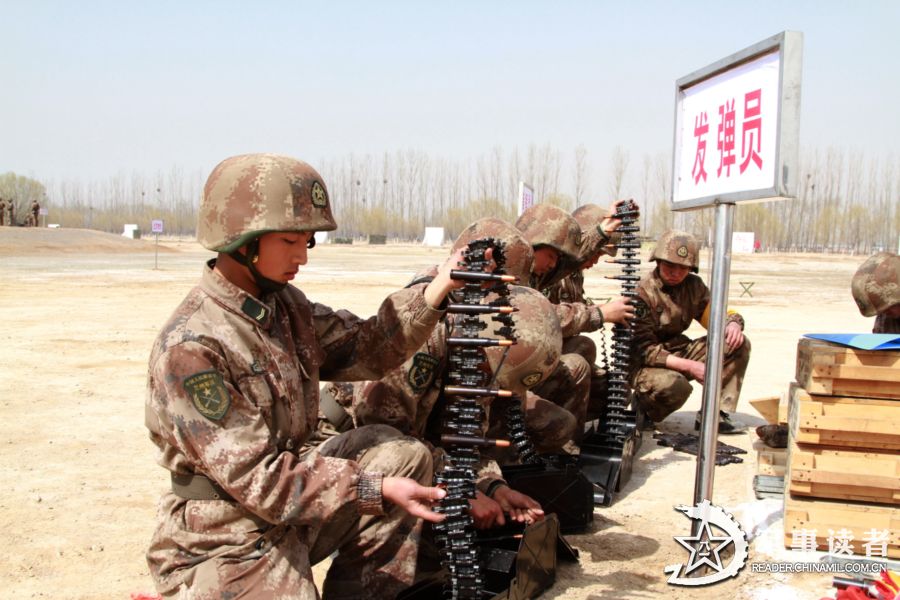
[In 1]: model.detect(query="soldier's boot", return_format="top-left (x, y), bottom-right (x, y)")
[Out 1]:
top-left (694, 410), bottom-right (748, 434)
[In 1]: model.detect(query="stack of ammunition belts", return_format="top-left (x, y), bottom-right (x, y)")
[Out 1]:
top-left (434, 239), bottom-right (515, 599)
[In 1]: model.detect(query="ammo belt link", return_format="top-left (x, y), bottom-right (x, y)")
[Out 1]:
top-left (171, 472), bottom-right (235, 502)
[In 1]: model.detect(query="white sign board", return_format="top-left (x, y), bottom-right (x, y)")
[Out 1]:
top-left (422, 227), bottom-right (445, 247)
top-left (39, 208), bottom-right (48, 216)
top-left (314, 231), bottom-right (329, 245)
top-left (671, 31), bottom-right (802, 210)
top-left (517, 182), bottom-right (534, 217)
top-left (732, 231), bottom-right (755, 253)
top-left (151, 219), bottom-right (164, 233)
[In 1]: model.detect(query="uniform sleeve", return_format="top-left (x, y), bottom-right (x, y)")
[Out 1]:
top-left (553, 301), bottom-right (604, 337)
top-left (314, 287), bottom-right (445, 381)
top-left (631, 290), bottom-right (670, 368)
top-left (149, 340), bottom-right (375, 526)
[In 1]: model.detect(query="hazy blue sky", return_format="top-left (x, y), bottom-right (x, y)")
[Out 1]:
top-left (3, 1), bottom-right (898, 191)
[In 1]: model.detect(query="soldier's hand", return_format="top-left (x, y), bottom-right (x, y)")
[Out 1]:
top-left (492, 485), bottom-right (544, 525)
top-left (685, 359), bottom-right (706, 383)
top-left (382, 476), bottom-right (447, 523)
top-left (601, 199), bottom-right (640, 236)
top-left (424, 246), bottom-right (496, 309)
top-left (469, 491), bottom-right (505, 529)
top-left (724, 321), bottom-right (744, 353)
top-left (600, 296), bottom-right (635, 324)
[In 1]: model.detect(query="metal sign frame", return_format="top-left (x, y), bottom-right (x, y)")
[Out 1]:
top-left (671, 31), bottom-right (803, 211)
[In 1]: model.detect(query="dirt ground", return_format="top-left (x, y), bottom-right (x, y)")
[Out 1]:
top-left (0, 227), bottom-right (882, 599)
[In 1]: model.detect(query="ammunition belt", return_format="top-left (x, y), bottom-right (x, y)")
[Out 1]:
top-left (433, 238), bottom-right (515, 599)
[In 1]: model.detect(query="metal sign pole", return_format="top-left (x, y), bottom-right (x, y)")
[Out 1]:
top-left (155, 232), bottom-right (159, 270)
top-left (693, 201), bottom-right (735, 509)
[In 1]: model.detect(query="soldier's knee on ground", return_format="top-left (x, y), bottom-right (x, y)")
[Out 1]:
top-left (635, 369), bottom-right (693, 423)
top-left (524, 399), bottom-right (576, 452)
top-left (562, 335), bottom-right (597, 366)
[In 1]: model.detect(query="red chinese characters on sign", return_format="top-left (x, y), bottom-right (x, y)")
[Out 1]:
top-left (691, 112), bottom-right (709, 184)
top-left (740, 89), bottom-right (762, 173)
top-left (692, 88), bottom-right (764, 182)
top-left (716, 99), bottom-right (736, 177)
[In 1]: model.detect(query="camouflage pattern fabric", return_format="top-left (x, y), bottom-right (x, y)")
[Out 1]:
top-left (851, 252), bottom-right (900, 317)
top-left (649, 229), bottom-right (700, 273)
top-left (531, 352), bottom-right (591, 443)
top-left (544, 271), bottom-right (590, 306)
top-left (450, 218), bottom-right (535, 285)
top-left (321, 285), bottom-right (572, 488)
top-left (874, 312), bottom-right (900, 334)
top-left (198, 154), bottom-right (338, 253)
top-left (630, 267), bottom-right (750, 422)
top-left (514, 204), bottom-right (583, 262)
top-left (145, 261), bottom-right (445, 599)
top-left (571, 203), bottom-right (612, 261)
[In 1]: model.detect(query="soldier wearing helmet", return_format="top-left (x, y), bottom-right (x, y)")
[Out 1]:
top-left (516, 204), bottom-right (636, 441)
top-left (852, 252), bottom-right (900, 333)
top-left (630, 229), bottom-right (751, 434)
top-left (145, 153), bottom-right (479, 599)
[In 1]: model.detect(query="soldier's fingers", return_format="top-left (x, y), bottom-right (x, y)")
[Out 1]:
top-left (413, 505), bottom-right (446, 523)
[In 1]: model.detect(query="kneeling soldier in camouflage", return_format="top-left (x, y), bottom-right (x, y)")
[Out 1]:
top-left (145, 154), bottom-right (477, 599)
top-left (630, 230), bottom-right (751, 434)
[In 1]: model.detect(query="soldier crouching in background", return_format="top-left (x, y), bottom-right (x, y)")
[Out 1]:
top-left (630, 230), bottom-right (751, 434)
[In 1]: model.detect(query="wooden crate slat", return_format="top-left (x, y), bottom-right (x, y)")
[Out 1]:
top-left (795, 338), bottom-right (900, 400)
top-left (783, 494), bottom-right (900, 558)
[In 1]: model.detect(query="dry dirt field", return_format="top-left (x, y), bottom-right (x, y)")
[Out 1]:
top-left (0, 227), bottom-right (882, 599)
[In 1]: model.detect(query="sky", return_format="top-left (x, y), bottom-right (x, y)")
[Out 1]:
top-left (2, 0), bottom-right (898, 192)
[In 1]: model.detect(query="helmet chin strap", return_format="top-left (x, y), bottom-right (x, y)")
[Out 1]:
top-left (229, 239), bottom-right (287, 296)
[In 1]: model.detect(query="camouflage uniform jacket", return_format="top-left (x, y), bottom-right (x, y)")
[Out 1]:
top-left (145, 261), bottom-right (444, 589)
top-left (543, 271), bottom-right (590, 306)
top-left (874, 312), bottom-right (900, 334)
top-left (347, 316), bottom-right (508, 495)
top-left (632, 269), bottom-right (745, 369)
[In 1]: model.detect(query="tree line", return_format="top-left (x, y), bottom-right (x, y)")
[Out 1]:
top-left (2, 145), bottom-right (897, 253)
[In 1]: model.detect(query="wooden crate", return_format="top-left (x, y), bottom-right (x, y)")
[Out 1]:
top-left (754, 438), bottom-right (787, 477)
top-left (789, 382), bottom-right (900, 451)
top-left (795, 337), bottom-right (900, 400)
top-left (783, 493), bottom-right (900, 558)
top-left (787, 436), bottom-right (900, 505)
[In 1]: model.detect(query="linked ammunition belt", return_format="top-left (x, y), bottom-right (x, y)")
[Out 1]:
top-left (433, 238), bottom-right (515, 599)
top-left (580, 199), bottom-right (642, 506)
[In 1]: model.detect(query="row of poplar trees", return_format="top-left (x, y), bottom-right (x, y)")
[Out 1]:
top-left (2, 145), bottom-right (897, 254)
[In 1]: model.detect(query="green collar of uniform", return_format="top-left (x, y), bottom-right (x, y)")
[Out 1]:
top-left (241, 296), bottom-right (270, 325)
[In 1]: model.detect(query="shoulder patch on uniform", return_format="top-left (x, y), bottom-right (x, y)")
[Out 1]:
top-left (184, 370), bottom-right (231, 421)
top-left (407, 352), bottom-right (439, 392)
top-left (241, 297), bottom-right (268, 322)
top-left (311, 181), bottom-right (328, 208)
top-left (676, 245), bottom-right (689, 258)
top-left (521, 372), bottom-right (543, 388)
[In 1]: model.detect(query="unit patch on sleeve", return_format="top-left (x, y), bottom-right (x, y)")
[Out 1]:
top-left (407, 352), bottom-right (440, 392)
top-left (183, 370), bottom-right (231, 421)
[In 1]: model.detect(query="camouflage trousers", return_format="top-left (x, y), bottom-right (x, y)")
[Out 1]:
top-left (531, 352), bottom-right (591, 444)
top-left (632, 336), bottom-right (751, 423)
top-left (151, 425), bottom-right (432, 600)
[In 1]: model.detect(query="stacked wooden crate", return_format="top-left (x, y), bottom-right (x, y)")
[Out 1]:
top-left (783, 337), bottom-right (900, 558)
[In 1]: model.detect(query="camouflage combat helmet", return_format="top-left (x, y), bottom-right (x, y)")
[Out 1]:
top-left (650, 229), bottom-right (700, 273)
top-left (451, 218), bottom-right (534, 284)
top-left (481, 286), bottom-right (562, 396)
top-left (572, 204), bottom-right (620, 260)
top-left (851, 252), bottom-right (900, 317)
top-left (514, 204), bottom-right (583, 261)
top-left (198, 153), bottom-right (337, 253)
